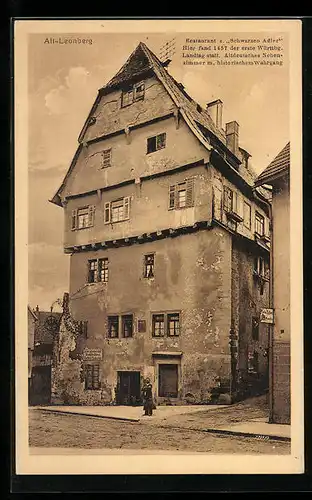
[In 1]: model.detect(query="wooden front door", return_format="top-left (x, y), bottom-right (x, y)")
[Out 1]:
top-left (116, 371), bottom-right (141, 405)
top-left (158, 364), bottom-right (178, 398)
top-left (29, 365), bottom-right (51, 405)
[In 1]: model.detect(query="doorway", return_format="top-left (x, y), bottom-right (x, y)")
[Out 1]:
top-left (158, 364), bottom-right (178, 398)
top-left (116, 371), bottom-right (141, 405)
top-left (29, 365), bottom-right (51, 405)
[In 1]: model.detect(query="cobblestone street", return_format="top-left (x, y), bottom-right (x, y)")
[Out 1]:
top-left (29, 407), bottom-right (290, 454)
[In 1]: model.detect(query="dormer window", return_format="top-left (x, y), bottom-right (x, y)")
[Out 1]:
top-left (121, 81), bottom-right (145, 107)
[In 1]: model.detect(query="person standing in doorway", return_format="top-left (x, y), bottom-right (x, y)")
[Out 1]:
top-left (142, 378), bottom-right (153, 416)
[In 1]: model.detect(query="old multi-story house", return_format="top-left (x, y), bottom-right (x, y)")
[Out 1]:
top-left (255, 142), bottom-right (290, 424)
top-left (50, 42), bottom-right (271, 406)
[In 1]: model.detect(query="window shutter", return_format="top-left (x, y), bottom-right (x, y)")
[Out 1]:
top-left (186, 178), bottom-right (194, 207)
top-left (169, 185), bottom-right (176, 209)
top-left (104, 202), bottom-right (111, 224)
top-left (88, 205), bottom-right (95, 227)
top-left (71, 209), bottom-right (78, 230)
top-left (123, 197), bottom-right (130, 220)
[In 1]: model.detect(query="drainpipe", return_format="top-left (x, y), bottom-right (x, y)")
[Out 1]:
top-left (253, 187), bottom-right (274, 423)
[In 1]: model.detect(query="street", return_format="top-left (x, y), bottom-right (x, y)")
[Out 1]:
top-left (29, 409), bottom-right (290, 454)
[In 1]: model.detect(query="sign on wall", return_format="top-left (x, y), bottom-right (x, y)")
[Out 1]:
top-left (83, 348), bottom-right (103, 361)
top-left (260, 308), bottom-right (274, 324)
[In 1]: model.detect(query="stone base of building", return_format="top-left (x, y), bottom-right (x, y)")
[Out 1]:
top-left (271, 340), bottom-right (291, 424)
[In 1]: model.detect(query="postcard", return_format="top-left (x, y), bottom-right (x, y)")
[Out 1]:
top-left (14, 18), bottom-right (303, 475)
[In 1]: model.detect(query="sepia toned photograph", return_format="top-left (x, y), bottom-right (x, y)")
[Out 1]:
top-left (15, 19), bottom-right (303, 475)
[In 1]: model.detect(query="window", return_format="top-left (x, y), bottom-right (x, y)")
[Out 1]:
top-left (71, 206), bottom-right (95, 230)
top-left (121, 81), bottom-right (145, 107)
top-left (152, 314), bottom-right (165, 337)
top-left (254, 256), bottom-right (265, 277)
top-left (108, 316), bottom-right (119, 338)
top-left (101, 149), bottom-right (112, 168)
top-left (122, 315), bottom-right (133, 338)
top-left (147, 133), bottom-right (166, 154)
top-left (255, 212), bottom-right (265, 236)
top-left (169, 178), bottom-right (194, 210)
top-left (152, 312), bottom-right (180, 337)
top-left (85, 364), bottom-right (100, 390)
top-left (99, 258), bottom-right (109, 282)
top-left (167, 313), bottom-right (180, 337)
top-left (78, 320), bottom-right (88, 338)
top-left (88, 258), bottom-right (109, 283)
top-left (223, 187), bottom-right (233, 213)
top-left (104, 197), bottom-right (130, 224)
top-left (144, 254), bottom-right (154, 278)
top-left (243, 202), bottom-right (251, 229)
top-left (252, 316), bottom-right (260, 341)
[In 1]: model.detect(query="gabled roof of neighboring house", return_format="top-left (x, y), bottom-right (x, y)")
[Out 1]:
top-left (28, 305), bottom-right (38, 321)
top-left (255, 142), bottom-right (290, 187)
top-left (50, 42), bottom-right (265, 206)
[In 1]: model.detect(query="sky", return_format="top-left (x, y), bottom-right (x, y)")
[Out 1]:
top-left (28, 31), bottom-right (289, 311)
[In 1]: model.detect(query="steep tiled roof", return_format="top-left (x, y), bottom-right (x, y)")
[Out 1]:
top-left (255, 142), bottom-right (290, 186)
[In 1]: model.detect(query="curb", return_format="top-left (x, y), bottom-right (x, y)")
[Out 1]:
top-left (200, 427), bottom-right (291, 442)
top-left (35, 407), bottom-right (140, 423)
top-left (151, 424), bottom-right (290, 442)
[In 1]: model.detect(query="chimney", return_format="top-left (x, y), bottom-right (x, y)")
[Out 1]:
top-left (225, 121), bottom-right (239, 157)
top-left (206, 99), bottom-right (223, 129)
top-left (35, 305), bottom-right (39, 313)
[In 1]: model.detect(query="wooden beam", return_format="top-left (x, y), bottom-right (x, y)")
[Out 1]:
top-left (101, 242), bottom-right (107, 247)
top-left (174, 109), bottom-right (180, 130)
top-left (169, 228), bottom-right (176, 236)
top-left (91, 243), bottom-right (97, 249)
top-left (156, 230), bottom-right (163, 237)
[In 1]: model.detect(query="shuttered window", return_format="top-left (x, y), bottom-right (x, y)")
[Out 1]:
top-left (101, 149), bottom-right (112, 168)
top-left (71, 205), bottom-right (95, 230)
top-left (168, 178), bottom-right (194, 210)
top-left (104, 197), bottom-right (130, 224)
top-left (85, 364), bottom-right (100, 390)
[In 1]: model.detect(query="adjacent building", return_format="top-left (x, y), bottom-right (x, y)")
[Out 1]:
top-left (50, 42), bottom-right (271, 406)
top-left (255, 142), bottom-right (290, 424)
top-left (28, 305), bottom-right (38, 401)
top-left (29, 306), bottom-right (61, 405)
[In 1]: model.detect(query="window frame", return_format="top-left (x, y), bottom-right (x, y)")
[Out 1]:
top-left (143, 253), bottom-right (155, 279)
top-left (147, 132), bottom-right (166, 154)
top-left (85, 363), bottom-right (100, 390)
top-left (121, 81), bottom-right (145, 108)
top-left (152, 313), bottom-right (165, 337)
top-left (121, 314), bottom-right (134, 338)
top-left (108, 315), bottom-right (119, 338)
top-left (71, 205), bottom-right (95, 231)
top-left (168, 178), bottom-right (195, 211)
top-left (255, 211), bottom-right (265, 236)
top-left (101, 148), bottom-right (112, 169)
top-left (87, 257), bottom-right (109, 284)
top-left (151, 311), bottom-right (181, 338)
top-left (104, 197), bottom-right (130, 224)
